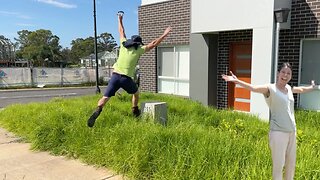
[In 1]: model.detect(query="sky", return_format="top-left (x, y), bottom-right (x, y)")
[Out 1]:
top-left (0, 0), bottom-right (141, 48)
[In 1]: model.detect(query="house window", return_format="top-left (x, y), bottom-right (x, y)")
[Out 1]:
top-left (298, 39), bottom-right (320, 110)
top-left (299, 39), bottom-right (320, 84)
top-left (157, 46), bottom-right (190, 96)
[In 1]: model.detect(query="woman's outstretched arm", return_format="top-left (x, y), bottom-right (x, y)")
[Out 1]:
top-left (222, 71), bottom-right (270, 97)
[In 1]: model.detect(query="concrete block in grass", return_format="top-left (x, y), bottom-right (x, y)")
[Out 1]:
top-left (141, 102), bottom-right (167, 125)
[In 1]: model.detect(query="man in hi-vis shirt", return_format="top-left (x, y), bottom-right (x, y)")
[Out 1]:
top-left (87, 11), bottom-right (171, 127)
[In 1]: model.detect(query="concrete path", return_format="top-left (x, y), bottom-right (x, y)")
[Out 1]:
top-left (0, 128), bottom-right (126, 180)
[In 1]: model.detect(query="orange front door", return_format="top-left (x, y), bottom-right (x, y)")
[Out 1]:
top-left (228, 42), bottom-right (252, 112)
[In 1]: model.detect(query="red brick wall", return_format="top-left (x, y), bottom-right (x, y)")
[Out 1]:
top-left (138, 0), bottom-right (190, 92)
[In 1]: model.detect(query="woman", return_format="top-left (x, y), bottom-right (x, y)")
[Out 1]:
top-left (222, 62), bottom-right (316, 180)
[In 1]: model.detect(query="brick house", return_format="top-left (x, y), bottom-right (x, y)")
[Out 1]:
top-left (138, 0), bottom-right (320, 120)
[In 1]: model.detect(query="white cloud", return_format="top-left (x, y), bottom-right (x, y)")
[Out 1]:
top-left (0, 11), bottom-right (32, 19)
top-left (36, 0), bottom-right (77, 9)
top-left (16, 23), bottom-right (35, 27)
top-left (17, 15), bottom-right (32, 19)
top-left (0, 10), bottom-right (19, 16)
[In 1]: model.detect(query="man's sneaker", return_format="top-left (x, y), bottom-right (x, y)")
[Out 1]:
top-left (87, 107), bottom-right (102, 127)
top-left (132, 106), bottom-right (141, 117)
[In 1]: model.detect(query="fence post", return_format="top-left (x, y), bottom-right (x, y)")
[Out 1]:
top-left (30, 67), bottom-right (34, 87)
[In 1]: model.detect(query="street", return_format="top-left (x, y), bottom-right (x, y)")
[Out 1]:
top-left (0, 86), bottom-right (106, 108)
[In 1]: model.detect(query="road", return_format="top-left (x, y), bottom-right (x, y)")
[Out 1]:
top-left (0, 86), bottom-right (106, 108)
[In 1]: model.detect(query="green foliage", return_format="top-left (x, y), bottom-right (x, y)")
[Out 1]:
top-left (13, 29), bottom-right (117, 67)
top-left (15, 29), bottom-right (62, 67)
top-left (98, 32), bottom-right (117, 52)
top-left (70, 33), bottom-right (117, 64)
top-left (0, 93), bottom-right (319, 179)
top-left (0, 35), bottom-right (15, 61)
top-left (70, 37), bottom-right (95, 62)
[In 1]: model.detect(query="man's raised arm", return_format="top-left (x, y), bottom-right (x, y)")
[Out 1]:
top-left (145, 27), bottom-right (172, 52)
top-left (118, 12), bottom-right (126, 39)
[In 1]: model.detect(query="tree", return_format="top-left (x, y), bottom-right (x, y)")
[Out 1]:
top-left (0, 35), bottom-right (15, 63)
top-left (70, 37), bottom-right (94, 64)
top-left (15, 29), bottom-right (62, 67)
top-left (14, 29), bottom-right (117, 67)
top-left (14, 30), bottom-right (31, 49)
top-left (60, 47), bottom-right (72, 66)
top-left (97, 32), bottom-right (117, 52)
top-left (70, 32), bottom-right (117, 64)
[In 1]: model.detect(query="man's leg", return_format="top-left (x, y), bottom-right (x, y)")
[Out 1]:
top-left (119, 75), bottom-right (140, 117)
top-left (87, 96), bottom-right (110, 127)
top-left (132, 91), bottom-right (139, 107)
top-left (87, 74), bottom-right (120, 127)
top-left (98, 96), bottom-right (110, 107)
top-left (132, 91), bottom-right (140, 117)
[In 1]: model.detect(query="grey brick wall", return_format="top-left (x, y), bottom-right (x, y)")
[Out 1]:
top-left (138, 0), bottom-right (190, 92)
top-left (278, 0), bottom-right (319, 106)
top-left (280, 0), bottom-right (319, 86)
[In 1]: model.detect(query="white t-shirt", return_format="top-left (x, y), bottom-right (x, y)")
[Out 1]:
top-left (265, 84), bottom-right (296, 132)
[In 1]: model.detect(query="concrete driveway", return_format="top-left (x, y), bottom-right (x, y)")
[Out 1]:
top-left (0, 128), bottom-right (126, 180)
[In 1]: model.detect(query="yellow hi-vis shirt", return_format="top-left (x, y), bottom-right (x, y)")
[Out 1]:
top-left (113, 38), bottom-right (146, 78)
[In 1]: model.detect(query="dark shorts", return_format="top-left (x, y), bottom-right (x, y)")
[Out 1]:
top-left (104, 73), bottom-right (138, 97)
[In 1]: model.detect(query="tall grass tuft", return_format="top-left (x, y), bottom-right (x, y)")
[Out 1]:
top-left (0, 93), bottom-right (319, 179)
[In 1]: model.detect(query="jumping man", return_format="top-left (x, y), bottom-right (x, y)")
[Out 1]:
top-left (87, 11), bottom-right (172, 127)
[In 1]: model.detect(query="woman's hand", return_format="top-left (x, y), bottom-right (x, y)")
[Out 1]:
top-left (222, 71), bottom-right (238, 83)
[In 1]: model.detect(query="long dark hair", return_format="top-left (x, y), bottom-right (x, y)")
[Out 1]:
top-left (278, 62), bottom-right (292, 72)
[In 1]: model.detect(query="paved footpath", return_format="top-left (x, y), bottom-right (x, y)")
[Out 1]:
top-left (0, 128), bottom-right (126, 180)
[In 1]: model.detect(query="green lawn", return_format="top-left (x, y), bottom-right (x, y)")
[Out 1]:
top-left (0, 93), bottom-right (319, 179)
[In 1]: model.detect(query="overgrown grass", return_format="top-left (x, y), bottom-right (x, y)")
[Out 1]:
top-left (0, 93), bottom-right (319, 179)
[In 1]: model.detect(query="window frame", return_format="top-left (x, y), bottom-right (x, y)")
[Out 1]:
top-left (157, 45), bottom-right (190, 96)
